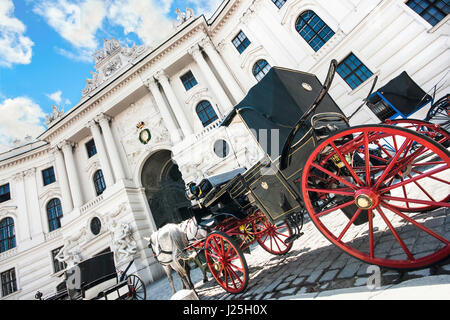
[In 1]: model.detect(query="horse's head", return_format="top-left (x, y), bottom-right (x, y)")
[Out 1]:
top-left (144, 233), bottom-right (159, 258)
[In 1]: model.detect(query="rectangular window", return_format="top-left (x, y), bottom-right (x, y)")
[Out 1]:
top-left (337, 53), bottom-right (373, 90)
top-left (42, 167), bottom-right (56, 186)
top-left (0, 183), bottom-right (10, 203)
top-left (180, 71), bottom-right (198, 91)
top-left (271, 0), bottom-right (286, 9)
top-left (52, 247), bottom-right (66, 273)
top-left (232, 31), bottom-right (251, 54)
top-left (406, 0), bottom-right (449, 26)
top-left (1, 268), bottom-right (17, 297)
top-left (85, 139), bottom-right (97, 158)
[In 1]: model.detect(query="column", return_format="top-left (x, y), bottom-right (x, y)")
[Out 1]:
top-left (60, 141), bottom-right (84, 208)
top-left (155, 70), bottom-right (194, 136)
top-left (87, 120), bottom-right (115, 187)
top-left (53, 146), bottom-right (74, 213)
top-left (145, 77), bottom-right (182, 143)
top-left (23, 168), bottom-right (44, 238)
top-left (188, 44), bottom-right (234, 114)
top-left (12, 172), bottom-right (31, 241)
top-left (96, 113), bottom-right (127, 181)
top-left (201, 36), bottom-right (245, 103)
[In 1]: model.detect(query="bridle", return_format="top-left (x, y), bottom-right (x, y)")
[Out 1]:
top-left (149, 237), bottom-right (174, 265)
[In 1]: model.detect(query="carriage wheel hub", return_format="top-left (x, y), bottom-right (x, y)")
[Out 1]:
top-left (354, 189), bottom-right (379, 209)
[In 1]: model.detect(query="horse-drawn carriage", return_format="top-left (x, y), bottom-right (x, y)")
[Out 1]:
top-left (179, 60), bottom-right (449, 294)
top-left (36, 252), bottom-right (146, 300)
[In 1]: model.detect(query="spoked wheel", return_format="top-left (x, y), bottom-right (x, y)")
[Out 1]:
top-left (126, 274), bottom-right (146, 300)
top-left (426, 94), bottom-right (449, 132)
top-left (204, 231), bottom-right (249, 294)
top-left (253, 212), bottom-right (293, 255)
top-left (302, 124), bottom-right (450, 270)
top-left (385, 119), bottom-right (450, 146)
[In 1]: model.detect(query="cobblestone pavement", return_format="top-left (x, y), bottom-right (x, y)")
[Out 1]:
top-left (145, 207), bottom-right (450, 300)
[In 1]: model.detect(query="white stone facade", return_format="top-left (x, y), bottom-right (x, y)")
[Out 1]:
top-left (0, 0), bottom-right (448, 299)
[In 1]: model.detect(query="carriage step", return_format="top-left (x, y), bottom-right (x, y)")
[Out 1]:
top-left (284, 232), bottom-right (303, 245)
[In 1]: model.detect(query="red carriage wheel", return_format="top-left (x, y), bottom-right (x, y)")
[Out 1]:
top-left (204, 231), bottom-right (249, 294)
top-left (302, 124), bottom-right (450, 270)
top-left (126, 274), bottom-right (146, 300)
top-left (252, 212), bottom-right (293, 255)
top-left (385, 119), bottom-right (450, 146)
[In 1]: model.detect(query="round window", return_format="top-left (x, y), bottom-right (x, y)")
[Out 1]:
top-left (214, 139), bottom-right (230, 158)
top-left (90, 217), bottom-right (102, 235)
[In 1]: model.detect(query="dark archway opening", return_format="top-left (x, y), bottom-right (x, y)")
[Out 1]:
top-left (141, 150), bottom-right (191, 229)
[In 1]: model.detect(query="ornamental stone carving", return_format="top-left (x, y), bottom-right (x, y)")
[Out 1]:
top-left (45, 105), bottom-right (64, 127)
top-left (111, 222), bottom-right (137, 264)
top-left (174, 7), bottom-right (195, 28)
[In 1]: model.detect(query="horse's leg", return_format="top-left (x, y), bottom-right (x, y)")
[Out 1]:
top-left (192, 256), bottom-right (208, 283)
top-left (185, 261), bottom-right (194, 289)
top-left (164, 265), bottom-right (177, 295)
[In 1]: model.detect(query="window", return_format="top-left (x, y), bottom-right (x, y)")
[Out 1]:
top-left (52, 247), bottom-right (66, 273)
top-left (232, 31), bottom-right (251, 54)
top-left (42, 167), bottom-right (56, 186)
top-left (271, 0), bottom-right (286, 9)
top-left (47, 198), bottom-right (63, 232)
top-left (196, 100), bottom-right (219, 127)
top-left (337, 53), bottom-right (373, 90)
top-left (1, 268), bottom-right (17, 297)
top-left (85, 139), bottom-right (97, 158)
top-left (214, 140), bottom-right (230, 158)
top-left (0, 217), bottom-right (15, 253)
top-left (253, 60), bottom-right (272, 82)
top-left (295, 10), bottom-right (335, 52)
top-left (406, 0), bottom-right (449, 26)
top-left (93, 170), bottom-right (106, 196)
top-left (180, 71), bottom-right (198, 91)
top-left (0, 183), bottom-right (10, 203)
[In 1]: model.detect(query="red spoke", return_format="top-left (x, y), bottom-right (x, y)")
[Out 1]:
top-left (381, 202), bottom-right (449, 244)
top-left (228, 262), bottom-right (245, 273)
top-left (411, 168), bottom-right (449, 184)
top-left (330, 142), bottom-right (365, 186)
top-left (311, 162), bottom-right (359, 190)
top-left (399, 176), bottom-right (410, 209)
top-left (381, 165), bottom-right (449, 193)
top-left (382, 195), bottom-right (450, 207)
top-left (376, 206), bottom-right (415, 261)
top-left (412, 161), bottom-right (446, 166)
top-left (407, 175), bottom-right (436, 202)
top-left (364, 131), bottom-right (371, 187)
top-left (374, 138), bottom-right (411, 189)
top-left (337, 208), bottom-right (363, 241)
top-left (368, 209), bottom-right (374, 258)
top-left (316, 200), bottom-right (356, 218)
top-left (225, 266), bottom-right (238, 289)
top-left (226, 265), bottom-right (244, 286)
top-left (374, 140), bottom-right (393, 159)
top-left (305, 187), bottom-right (355, 196)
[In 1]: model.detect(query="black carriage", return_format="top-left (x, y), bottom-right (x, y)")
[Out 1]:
top-left (185, 60), bottom-right (450, 294)
top-left (35, 252), bottom-right (146, 300)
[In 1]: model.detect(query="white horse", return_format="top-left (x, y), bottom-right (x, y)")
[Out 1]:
top-left (146, 224), bottom-right (194, 295)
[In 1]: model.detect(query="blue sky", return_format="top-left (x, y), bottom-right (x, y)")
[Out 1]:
top-left (0, 0), bottom-right (222, 152)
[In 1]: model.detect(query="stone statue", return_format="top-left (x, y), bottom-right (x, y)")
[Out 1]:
top-left (175, 8), bottom-right (194, 26)
top-left (55, 238), bottom-right (83, 269)
top-left (111, 222), bottom-right (137, 263)
top-left (45, 104), bottom-right (64, 127)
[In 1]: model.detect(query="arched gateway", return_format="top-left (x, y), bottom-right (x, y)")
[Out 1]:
top-left (141, 150), bottom-right (191, 229)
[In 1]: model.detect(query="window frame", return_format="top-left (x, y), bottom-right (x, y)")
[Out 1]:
top-left (85, 139), bottom-right (97, 158)
top-left (271, 0), bottom-right (286, 9)
top-left (405, 0), bottom-right (450, 27)
top-left (1, 268), bottom-right (17, 297)
top-left (0, 183), bottom-right (11, 203)
top-left (47, 198), bottom-right (63, 232)
top-left (336, 53), bottom-right (374, 90)
top-left (180, 70), bottom-right (198, 91)
top-left (42, 167), bottom-right (56, 186)
top-left (93, 170), bottom-right (106, 196)
top-left (196, 100), bottom-right (219, 127)
top-left (232, 31), bottom-right (251, 54)
top-left (295, 10), bottom-right (335, 52)
top-left (0, 217), bottom-right (16, 253)
top-left (253, 59), bottom-right (272, 82)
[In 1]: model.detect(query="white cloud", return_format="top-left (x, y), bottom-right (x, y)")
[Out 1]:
top-left (46, 90), bottom-right (62, 104)
top-left (55, 46), bottom-right (93, 63)
top-left (0, 0), bottom-right (34, 67)
top-left (34, 0), bottom-right (107, 49)
top-left (187, 0), bottom-right (222, 18)
top-left (0, 97), bottom-right (46, 152)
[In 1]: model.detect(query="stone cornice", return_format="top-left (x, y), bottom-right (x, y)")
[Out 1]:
top-left (0, 144), bottom-right (50, 171)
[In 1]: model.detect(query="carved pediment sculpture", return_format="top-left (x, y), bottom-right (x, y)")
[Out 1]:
top-left (45, 104), bottom-right (64, 127)
top-left (174, 7), bottom-right (194, 27)
top-left (111, 222), bottom-right (137, 264)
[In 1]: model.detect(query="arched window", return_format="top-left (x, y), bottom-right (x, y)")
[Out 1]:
top-left (295, 10), bottom-right (335, 52)
top-left (0, 217), bottom-right (16, 253)
top-left (406, 0), bottom-right (450, 26)
top-left (93, 170), bottom-right (106, 196)
top-left (196, 101), bottom-right (218, 127)
top-left (253, 60), bottom-right (272, 82)
top-left (47, 198), bottom-right (63, 232)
